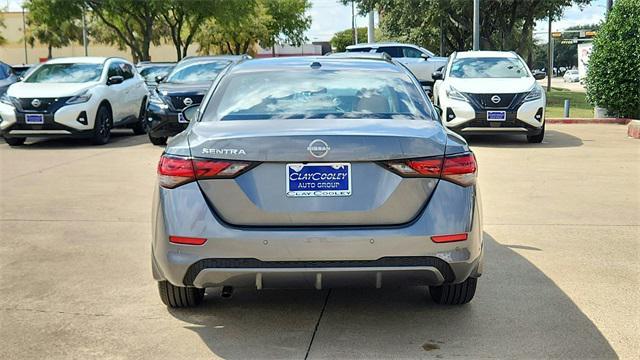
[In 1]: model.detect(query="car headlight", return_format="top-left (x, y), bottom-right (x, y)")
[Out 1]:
top-left (66, 90), bottom-right (92, 105)
top-left (0, 93), bottom-right (15, 106)
top-left (446, 85), bottom-right (467, 102)
top-left (524, 86), bottom-right (542, 102)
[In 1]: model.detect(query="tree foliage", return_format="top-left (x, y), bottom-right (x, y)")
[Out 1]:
top-left (585, 0), bottom-right (640, 118)
top-left (347, 0), bottom-right (590, 65)
top-left (25, 0), bottom-right (83, 58)
top-left (0, 11), bottom-right (6, 46)
top-left (197, 0), bottom-right (311, 55)
top-left (331, 27), bottom-right (369, 52)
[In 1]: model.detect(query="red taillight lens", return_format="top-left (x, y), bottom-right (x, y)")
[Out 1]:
top-left (441, 153), bottom-right (477, 187)
top-left (169, 236), bottom-right (207, 245)
top-left (157, 155), bottom-right (253, 189)
top-left (431, 233), bottom-right (468, 243)
top-left (384, 152), bottom-right (477, 187)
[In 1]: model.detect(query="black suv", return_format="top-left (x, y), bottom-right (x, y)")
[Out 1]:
top-left (146, 55), bottom-right (250, 145)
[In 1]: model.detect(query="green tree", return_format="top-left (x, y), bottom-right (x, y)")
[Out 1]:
top-left (85, 0), bottom-right (163, 62)
top-left (331, 27), bottom-right (368, 52)
top-left (25, 0), bottom-right (83, 59)
top-left (348, 0), bottom-right (590, 65)
top-left (197, 0), bottom-right (311, 55)
top-left (159, 0), bottom-right (224, 61)
top-left (586, 0), bottom-right (640, 118)
top-left (0, 11), bottom-right (6, 46)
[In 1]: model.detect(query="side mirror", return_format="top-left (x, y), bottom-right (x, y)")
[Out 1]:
top-left (155, 75), bottom-right (165, 83)
top-left (107, 75), bottom-right (124, 85)
top-left (17, 76), bottom-right (24, 82)
top-left (533, 71), bottom-right (546, 80)
top-left (432, 71), bottom-right (444, 81)
top-left (181, 104), bottom-right (200, 123)
top-left (433, 105), bottom-right (443, 119)
top-left (420, 53), bottom-right (430, 60)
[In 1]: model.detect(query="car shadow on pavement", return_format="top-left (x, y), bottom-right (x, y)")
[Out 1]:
top-left (166, 233), bottom-right (617, 359)
top-left (464, 129), bottom-right (583, 148)
top-left (0, 130), bottom-right (151, 149)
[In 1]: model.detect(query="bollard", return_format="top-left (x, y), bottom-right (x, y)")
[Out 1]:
top-left (563, 99), bottom-right (570, 118)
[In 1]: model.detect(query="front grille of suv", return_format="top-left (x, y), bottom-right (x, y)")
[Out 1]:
top-left (169, 95), bottom-right (204, 111)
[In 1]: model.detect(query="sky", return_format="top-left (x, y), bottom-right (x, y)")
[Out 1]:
top-left (3, 0), bottom-right (606, 43)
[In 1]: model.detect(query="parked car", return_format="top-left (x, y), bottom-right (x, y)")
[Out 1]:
top-left (0, 61), bottom-right (18, 96)
top-left (146, 55), bottom-right (249, 145)
top-left (136, 61), bottom-right (175, 90)
top-left (0, 57), bottom-right (148, 146)
top-left (11, 64), bottom-right (35, 79)
top-left (152, 56), bottom-right (483, 308)
top-left (346, 42), bottom-right (447, 92)
top-left (563, 69), bottom-right (580, 82)
top-left (432, 51), bottom-right (547, 143)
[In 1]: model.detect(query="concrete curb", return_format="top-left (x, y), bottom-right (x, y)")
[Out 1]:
top-left (546, 118), bottom-right (631, 124)
top-left (627, 120), bottom-right (640, 139)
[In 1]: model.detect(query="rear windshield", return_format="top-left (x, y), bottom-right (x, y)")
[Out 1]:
top-left (165, 60), bottom-right (231, 84)
top-left (203, 69), bottom-right (432, 121)
top-left (25, 63), bottom-right (103, 83)
top-left (450, 57), bottom-right (529, 79)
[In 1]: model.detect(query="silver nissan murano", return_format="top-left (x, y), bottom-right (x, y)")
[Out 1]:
top-left (151, 56), bottom-right (483, 308)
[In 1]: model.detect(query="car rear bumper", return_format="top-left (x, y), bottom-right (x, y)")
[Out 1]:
top-left (151, 179), bottom-right (484, 289)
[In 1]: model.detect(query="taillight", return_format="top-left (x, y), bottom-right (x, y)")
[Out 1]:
top-left (383, 152), bottom-right (477, 187)
top-left (431, 233), bottom-right (468, 243)
top-left (169, 236), bottom-right (207, 245)
top-left (157, 154), bottom-right (253, 189)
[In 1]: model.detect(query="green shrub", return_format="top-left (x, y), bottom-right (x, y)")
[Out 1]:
top-left (585, 0), bottom-right (640, 119)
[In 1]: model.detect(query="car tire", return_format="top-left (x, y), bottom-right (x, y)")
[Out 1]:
top-left (148, 133), bottom-right (167, 146)
top-left (429, 277), bottom-right (477, 305)
top-left (131, 98), bottom-right (148, 135)
top-left (158, 280), bottom-right (204, 308)
top-left (527, 123), bottom-right (545, 143)
top-left (4, 137), bottom-right (26, 147)
top-left (92, 105), bottom-right (112, 145)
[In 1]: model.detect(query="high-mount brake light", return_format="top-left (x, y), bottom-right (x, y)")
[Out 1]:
top-left (157, 155), bottom-right (253, 189)
top-left (384, 152), bottom-right (477, 187)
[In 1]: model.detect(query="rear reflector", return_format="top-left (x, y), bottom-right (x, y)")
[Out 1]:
top-left (157, 155), bottom-right (253, 189)
top-left (169, 236), bottom-right (207, 245)
top-left (431, 233), bottom-right (468, 243)
top-left (383, 152), bottom-right (477, 186)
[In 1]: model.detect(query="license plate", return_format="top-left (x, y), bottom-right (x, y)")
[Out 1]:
top-left (177, 112), bottom-right (188, 123)
top-left (487, 111), bottom-right (506, 122)
top-left (286, 163), bottom-right (351, 197)
top-left (25, 114), bottom-right (44, 124)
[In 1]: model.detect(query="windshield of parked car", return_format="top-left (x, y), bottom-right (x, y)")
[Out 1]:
top-left (139, 65), bottom-right (173, 82)
top-left (25, 63), bottom-right (103, 83)
top-left (165, 60), bottom-right (231, 84)
top-left (449, 57), bottom-right (529, 78)
top-left (204, 69), bottom-right (432, 121)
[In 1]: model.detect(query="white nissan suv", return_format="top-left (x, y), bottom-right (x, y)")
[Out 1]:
top-left (0, 57), bottom-right (148, 146)
top-left (432, 51), bottom-right (547, 143)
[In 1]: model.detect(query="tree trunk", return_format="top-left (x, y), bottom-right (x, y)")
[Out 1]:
top-left (47, 44), bottom-right (52, 59)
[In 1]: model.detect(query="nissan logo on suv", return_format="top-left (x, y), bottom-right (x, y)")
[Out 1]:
top-left (31, 99), bottom-right (41, 107)
top-left (183, 97), bottom-right (193, 106)
top-left (491, 95), bottom-right (501, 104)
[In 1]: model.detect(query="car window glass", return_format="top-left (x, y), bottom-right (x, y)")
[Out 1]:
top-left (205, 69), bottom-right (432, 121)
top-left (449, 57), bottom-right (529, 78)
top-left (166, 60), bottom-right (231, 84)
top-left (402, 47), bottom-right (423, 58)
top-left (120, 63), bottom-right (134, 80)
top-left (25, 63), bottom-right (104, 83)
top-left (0, 63), bottom-right (11, 79)
top-left (375, 47), bottom-right (402, 58)
top-left (107, 62), bottom-right (122, 78)
top-left (139, 66), bottom-right (173, 82)
top-left (346, 47), bottom-right (372, 53)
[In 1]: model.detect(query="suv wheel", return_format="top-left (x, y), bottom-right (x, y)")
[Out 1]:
top-left (148, 133), bottom-right (167, 146)
top-left (4, 137), bottom-right (26, 147)
top-left (429, 277), bottom-right (477, 305)
top-left (131, 98), bottom-right (148, 135)
top-left (158, 280), bottom-right (204, 308)
top-left (527, 123), bottom-right (545, 143)
top-left (92, 105), bottom-right (112, 145)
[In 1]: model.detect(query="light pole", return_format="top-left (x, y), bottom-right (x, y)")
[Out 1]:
top-left (367, 11), bottom-right (374, 43)
top-left (547, 9), bottom-right (552, 92)
top-left (82, 6), bottom-right (88, 56)
top-left (473, 0), bottom-right (480, 50)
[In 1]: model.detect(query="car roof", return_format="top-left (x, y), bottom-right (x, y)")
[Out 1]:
top-left (347, 42), bottom-right (416, 49)
top-left (45, 57), bottom-right (124, 64)
top-left (325, 52), bottom-right (392, 61)
top-left (228, 56), bottom-right (403, 74)
top-left (178, 55), bottom-right (250, 64)
top-left (455, 51), bottom-right (519, 59)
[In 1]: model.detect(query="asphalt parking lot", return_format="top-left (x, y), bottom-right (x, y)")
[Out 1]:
top-left (0, 124), bottom-right (638, 359)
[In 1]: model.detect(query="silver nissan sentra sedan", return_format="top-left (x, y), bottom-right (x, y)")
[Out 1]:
top-left (151, 56), bottom-right (483, 308)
